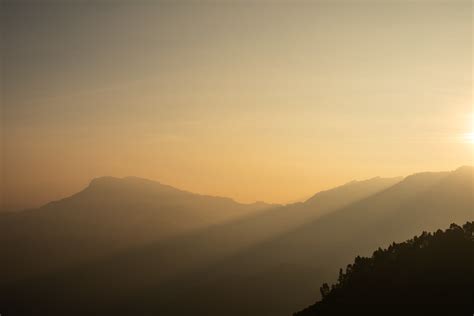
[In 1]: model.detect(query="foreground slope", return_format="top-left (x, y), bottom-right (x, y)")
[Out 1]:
top-left (295, 222), bottom-right (474, 315)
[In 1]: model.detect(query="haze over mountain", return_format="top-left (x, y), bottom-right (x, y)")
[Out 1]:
top-left (0, 176), bottom-right (274, 284)
top-left (2, 1), bottom-right (472, 315)
top-left (1, 167), bottom-right (472, 316)
top-left (3, 1), bottom-right (472, 212)
top-left (0, 175), bottom-right (399, 287)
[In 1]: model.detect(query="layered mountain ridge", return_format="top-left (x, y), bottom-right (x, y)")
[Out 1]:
top-left (1, 167), bottom-right (472, 316)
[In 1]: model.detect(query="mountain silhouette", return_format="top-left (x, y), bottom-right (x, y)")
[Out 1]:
top-left (1, 167), bottom-right (472, 316)
top-left (294, 222), bottom-right (473, 315)
top-left (0, 176), bottom-right (273, 284)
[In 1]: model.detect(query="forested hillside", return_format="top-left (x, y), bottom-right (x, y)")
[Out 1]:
top-left (295, 222), bottom-right (474, 315)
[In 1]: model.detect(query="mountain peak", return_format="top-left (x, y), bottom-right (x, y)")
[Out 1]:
top-left (89, 176), bottom-right (162, 186)
top-left (89, 176), bottom-right (121, 185)
top-left (303, 176), bottom-right (403, 207)
top-left (454, 165), bottom-right (474, 174)
top-left (86, 176), bottom-right (173, 192)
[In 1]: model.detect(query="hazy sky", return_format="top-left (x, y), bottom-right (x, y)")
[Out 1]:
top-left (1, 0), bottom-right (473, 210)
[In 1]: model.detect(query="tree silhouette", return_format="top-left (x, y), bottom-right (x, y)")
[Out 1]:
top-left (295, 222), bottom-right (474, 315)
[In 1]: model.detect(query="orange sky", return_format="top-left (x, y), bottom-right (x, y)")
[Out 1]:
top-left (1, 1), bottom-right (473, 211)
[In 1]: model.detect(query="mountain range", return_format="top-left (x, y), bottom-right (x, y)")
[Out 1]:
top-left (1, 166), bottom-right (472, 315)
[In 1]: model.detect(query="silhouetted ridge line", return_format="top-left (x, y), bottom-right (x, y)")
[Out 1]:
top-left (0, 176), bottom-right (275, 286)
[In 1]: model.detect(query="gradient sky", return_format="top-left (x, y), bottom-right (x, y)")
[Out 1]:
top-left (1, 0), bottom-right (473, 211)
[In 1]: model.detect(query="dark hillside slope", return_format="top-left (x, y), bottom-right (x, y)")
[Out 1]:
top-left (295, 222), bottom-right (474, 316)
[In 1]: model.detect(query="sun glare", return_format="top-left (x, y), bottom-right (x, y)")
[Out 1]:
top-left (463, 113), bottom-right (474, 144)
top-left (466, 132), bottom-right (474, 144)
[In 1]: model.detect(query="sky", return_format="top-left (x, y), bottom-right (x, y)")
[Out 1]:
top-left (1, 0), bottom-right (473, 211)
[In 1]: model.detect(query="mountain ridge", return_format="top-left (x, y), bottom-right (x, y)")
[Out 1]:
top-left (43, 176), bottom-right (275, 211)
top-left (0, 166), bottom-right (472, 316)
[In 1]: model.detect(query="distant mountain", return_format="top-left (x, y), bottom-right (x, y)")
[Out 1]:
top-left (1, 167), bottom-right (472, 316)
top-left (0, 176), bottom-right (273, 284)
top-left (295, 222), bottom-right (474, 315)
top-left (154, 175), bottom-right (403, 263)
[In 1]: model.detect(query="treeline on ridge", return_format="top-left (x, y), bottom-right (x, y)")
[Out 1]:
top-left (295, 222), bottom-right (474, 315)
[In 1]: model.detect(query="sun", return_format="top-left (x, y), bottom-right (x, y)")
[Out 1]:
top-left (466, 132), bottom-right (474, 144)
top-left (463, 113), bottom-right (474, 144)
